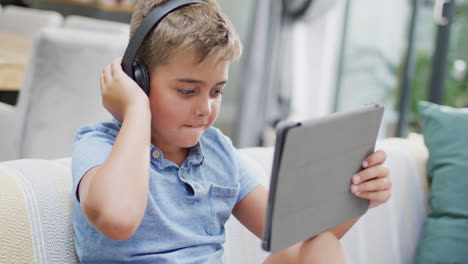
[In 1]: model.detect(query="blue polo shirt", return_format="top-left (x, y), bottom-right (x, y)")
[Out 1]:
top-left (71, 119), bottom-right (260, 263)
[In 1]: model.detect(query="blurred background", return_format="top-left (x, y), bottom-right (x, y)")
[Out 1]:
top-left (0, 0), bottom-right (467, 159)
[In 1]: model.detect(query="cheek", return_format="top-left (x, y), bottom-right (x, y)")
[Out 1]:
top-left (149, 96), bottom-right (176, 127)
top-left (208, 100), bottom-right (221, 122)
top-left (151, 100), bottom-right (185, 124)
top-left (149, 88), bottom-right (181, 116)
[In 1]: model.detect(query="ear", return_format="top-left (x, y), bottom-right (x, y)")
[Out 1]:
top-left (133, 58), bottom-right (151, 95)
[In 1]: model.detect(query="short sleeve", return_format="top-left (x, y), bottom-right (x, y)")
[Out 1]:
top-left (71, 119), bottom-right (121, 202)
top-left (235, 148), bottom-right (262, 204)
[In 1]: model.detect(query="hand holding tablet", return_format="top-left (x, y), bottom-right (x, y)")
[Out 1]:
top-left (262, 104), bottom-right (385, 253)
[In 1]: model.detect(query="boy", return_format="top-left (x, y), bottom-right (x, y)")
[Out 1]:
top-left (72, 0), bottom-right (392, 263)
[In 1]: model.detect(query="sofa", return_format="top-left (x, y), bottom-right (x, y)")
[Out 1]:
top-left (0, 28), bottom-right (126, 162)
top-left (0, 135), bottom-right (429, 263)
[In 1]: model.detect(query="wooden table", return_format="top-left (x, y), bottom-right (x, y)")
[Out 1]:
top-left (39, 0), bottom-right (135, 13)
top-left (0, 31), bottom-right (33, 104)
top-left (0, 31), bottom-right (33, 92)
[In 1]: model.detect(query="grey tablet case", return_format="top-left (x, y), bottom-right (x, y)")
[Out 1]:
top-left (262, 104), bottom-right (384, 252)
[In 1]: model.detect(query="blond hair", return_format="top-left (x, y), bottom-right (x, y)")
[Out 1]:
top-left (129, 0), bottom-right (242, 72)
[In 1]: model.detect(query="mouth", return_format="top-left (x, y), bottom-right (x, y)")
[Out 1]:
top-left (184, 124), bottom-right (206, 128)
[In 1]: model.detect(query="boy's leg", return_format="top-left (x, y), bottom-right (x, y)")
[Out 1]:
top-left (263, 231), bottom-right (351, 264)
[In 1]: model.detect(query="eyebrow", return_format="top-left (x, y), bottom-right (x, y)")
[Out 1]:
top-left (175, 78), bottom-right (227, 86)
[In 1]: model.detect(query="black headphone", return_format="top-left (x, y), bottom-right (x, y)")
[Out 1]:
top-left (121, 0), bottom-right (204, 95)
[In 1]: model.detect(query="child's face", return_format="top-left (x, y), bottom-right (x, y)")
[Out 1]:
top-left (148, 49), bottom-right (229, 152)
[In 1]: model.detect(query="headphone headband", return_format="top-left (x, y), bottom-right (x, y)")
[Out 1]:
top-left (121, 0), bottom-right (204, 79)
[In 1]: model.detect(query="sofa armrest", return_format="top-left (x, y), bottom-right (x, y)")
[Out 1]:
top-left (378, 133), bottom-right (429, 204)
top-left (0, 158), bottom-right (77, 263)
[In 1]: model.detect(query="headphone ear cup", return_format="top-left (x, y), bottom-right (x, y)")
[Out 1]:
top-left (133, 58), bottom-right (151, 95)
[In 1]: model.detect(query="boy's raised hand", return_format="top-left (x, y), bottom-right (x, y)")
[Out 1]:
top-left (350, 150), bottom-right (391, 209)
top-left (100, 57), bottom-right (150, 123)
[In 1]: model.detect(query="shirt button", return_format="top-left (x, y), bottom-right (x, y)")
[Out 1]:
top-left (181, 173), bottom-right (187, 179)
top-left (152, 150), bottom-right (160, 159)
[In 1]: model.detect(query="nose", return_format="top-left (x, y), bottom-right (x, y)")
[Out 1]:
top-left (195, 96), bottom-right (212, 117)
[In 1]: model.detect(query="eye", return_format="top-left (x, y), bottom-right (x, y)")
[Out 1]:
top-left (210, 89), bottom-right (225, 97)
top-left (178, 89), bottom-right (196, 96)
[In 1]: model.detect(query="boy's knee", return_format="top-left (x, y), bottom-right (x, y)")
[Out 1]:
top-left (304, 231), bottom-right (340, 248)
top-left (264, 232), bottom-right (349, 264)
top-left (298, 232), bottom-right (347, 263)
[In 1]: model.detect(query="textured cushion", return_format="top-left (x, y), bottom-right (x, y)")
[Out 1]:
top-left (0, 158), bottom-right (77, 263)
top-left (414, 101), bottom-right (468, 263)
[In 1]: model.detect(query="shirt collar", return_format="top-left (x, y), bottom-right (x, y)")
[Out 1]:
top-left (187, 141), bottom-right (204, 166)
top-left (150, 142), bottom-right (204, 169)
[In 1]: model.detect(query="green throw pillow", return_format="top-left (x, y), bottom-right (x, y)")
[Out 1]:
top-left (414, 101), bottom-right (468, 264)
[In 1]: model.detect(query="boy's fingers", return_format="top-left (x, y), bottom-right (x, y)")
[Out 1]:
top-left (111, 57), bottom-right (123, 77)
top-left (352, 164), bottom-right (389, 184)
top-left (356, 190), bottom-right (391, 208)
top-left (351, 176), bottom-right (392, 193)
top-left (99, 74), bottom-right (104, 90)
top-left (102, 64), bottom-right (112, 84)
top-left (362, 150), bottom-right (387, 168)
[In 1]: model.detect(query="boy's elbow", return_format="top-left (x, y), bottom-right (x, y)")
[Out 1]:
top-left (82, 202), bottom-right (143, 241)
top-left (99, 218), bottom-right (140, 241)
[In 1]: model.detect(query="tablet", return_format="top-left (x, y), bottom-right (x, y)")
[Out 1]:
top-left (262, 104), bottom-right (384, 252)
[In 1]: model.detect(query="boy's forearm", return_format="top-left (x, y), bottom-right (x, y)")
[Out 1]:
top-left (328, 216), bottom-right (361, 239)
top-left (84, 106), bottom-right (151, 239)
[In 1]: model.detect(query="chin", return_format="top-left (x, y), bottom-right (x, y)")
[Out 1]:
top-left (180, 128), bottom-right (206, 145)
top-left (177, 134), bottom-right (203, 148)
top-left (178, 140), bottom-right (200, 149)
